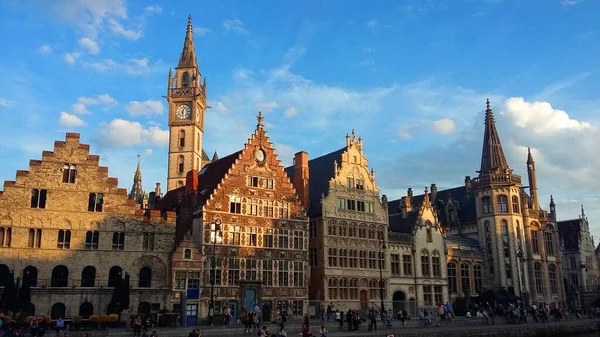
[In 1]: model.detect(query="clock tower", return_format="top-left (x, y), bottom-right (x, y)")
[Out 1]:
top-left (166, 15), bottom-right (207, 191)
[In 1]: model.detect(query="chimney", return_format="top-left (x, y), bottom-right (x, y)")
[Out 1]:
top-left (407, 188), bottom-right (413, 202)
top-left (155, 182), bottom-right (162, 197)
top-left (430, 184), bottom-right (438, 203)
top-left (185, 170), bottom-right (199, 191)
top-left (464, 176), bottom-right (472, 194)
top-left (381, 194), bottom-right (388, 208)
top-left (293, 151), bottom-right (310, 208)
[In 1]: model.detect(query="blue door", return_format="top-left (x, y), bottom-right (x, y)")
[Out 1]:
top-left (227, 301), bottom-right (238, 324)
top-left (185, 304), bottom-right (198, 325)
top-left (244, 289), bottom-right (257, 312)
top-left (187, 279), bottom-right (200, 299)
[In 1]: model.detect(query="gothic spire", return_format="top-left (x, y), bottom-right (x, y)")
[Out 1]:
top-left (178, 14), bottom-right (198, 69)
top-left (129, 155), bottom-right (145, 205)
top-left (479, 99), bottom-right (510, 175)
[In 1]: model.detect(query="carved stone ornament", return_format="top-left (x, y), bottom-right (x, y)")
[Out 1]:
top-left (264, 289), bottom-right (273, 296)
top-left (214, 202), bottom-right (222, 210)
top-left (295, 290), bottom-right (302, 297)
top-left (244, 165), bottom-right (250, 173)
top-left (280, 288), bottom-right (288, 297)
top-left (409, 286), bottom-right (414, 294)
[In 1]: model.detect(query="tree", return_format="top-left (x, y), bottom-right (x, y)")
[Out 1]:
top-left (0, 271), bottom-right (18, 315)
top-left (108, 272), bottom-right (130, 317)
top-left (18, 272), bottom-right (32, 313)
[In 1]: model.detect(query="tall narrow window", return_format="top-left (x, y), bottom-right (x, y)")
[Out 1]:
top-left (278, 261), bottom-right (289, 286)
top-left (227, 258), bottom-right (240, 285)
top-left (262, 260), bottom-right (273, 286)
top-left (548, 264), bottom-right (558, 294)
top-left (112, 232), bottom-right (125, 250)
top-left (85, 231), bottom-right (99, 249)
top-left (481, 196), bottom-right (492, 214)
top-left (460, 263), bottom-right (471, 292)
top-left (505, 264), bottom-right (512, 279)
top-left (28, 229), bottom-right (42, 248)
top-left (426, 228), bottom-right (433, 242)
top-left (534, 262), bottom-right (543, 294)
top-left (497, 195), bottom-right (508, 213)
top-left (544, 231), bottom-right (554, 256)
top-left (178, 155), bottom-right (185, 173)
top-left (431, 251), bottom-right (441, 277)
top-left (531, 230), bottom-right (540, 254)
top-left (403, 255), bottom-right (413, 276)
top-left (62, 164), bottom-right (77, 183)
top-left (0, 227), bottom-right (12, 247)
top-left (245, 259), bottom-right (258, 280)
top-left (182, 72), bottom-right (190, 88)
top-left (88, 193), bottom-right (104, 212)
top-left (143, 233), bottom-right (155, 251)
top-left (293, 261), bottom-right (305, 287)
top-left (447, 262), bottom-right (457, 293)
top-left (423, 285), bottom-right (432, 306)
top-left (30, 189), bottom-right (47, 209)
top-left (512, 196), bottom-right (519, 213)
top-left (197, 133), bottom-right (200, 151)
top-left (473, 264), bottom-right (483, 293)
top-left (501, 220), bottom-right (508, 236)
top-left (421, 250), bottom-right (430, 277)
top-left (57, 230), bottom-right (71, 249)
top-left (179, 130), bottom-right (185, 147)
top-left (391, 254), bottom-right (400, 275)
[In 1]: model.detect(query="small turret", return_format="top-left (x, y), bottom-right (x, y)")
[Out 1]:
top-left (430, 183), bottom-right (438, 203)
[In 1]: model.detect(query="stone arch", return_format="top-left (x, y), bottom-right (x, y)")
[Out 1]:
top-left (108, 266), bottom-right (122, 287)
top-left (51, 302), bottom-right (66, 319)
top-left (51, 265), bottom-right (69, 287)
top-left (81, 266), bottom-right (96, 287)
top-left (0, 264), bottom-right (10, 287)
top-left (138, 302), bottom-right (151, 314)
top-left (133, 255), bottom-right (168, 287)
top-left (23, 266), bottom-right (38, 287)
top-left (23, 303), bottom-right (35, 316)
top-left (79, 302), bottom-right (94, 318)
top-left (392, 290), bottom-right (407, 312)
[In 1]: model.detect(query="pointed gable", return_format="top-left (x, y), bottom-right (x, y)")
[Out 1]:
top-left (479, 99), bottom-right (510, 175)
top-left (202, 112), bottom-right (304, 216)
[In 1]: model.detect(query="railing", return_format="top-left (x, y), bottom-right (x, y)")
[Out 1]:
top-left (472, 174), bottom-right (522, 186)
top-left (388, 232), bottom-right (412, 244)
top-left (169, 86), bottom-right (205, 98)
top-left (0, 278), bottom-right (158, 289)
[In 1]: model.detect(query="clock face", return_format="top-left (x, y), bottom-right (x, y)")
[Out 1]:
top-left (176, 104), bottom-right (191, 119)
top-left (196, 107), bottom-right (201, 123)
top-left (255, 149), bottom-right (265, 163)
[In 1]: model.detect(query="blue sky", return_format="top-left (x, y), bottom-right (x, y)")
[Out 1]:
top-left (0, 0), bottom-right (599, 236)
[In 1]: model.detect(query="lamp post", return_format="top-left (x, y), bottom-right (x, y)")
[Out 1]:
top-left (208, 218), bottom-right (222, 326)
top-left (378, 236), bottom-right (387, 316)
top-left (515, 248), bottom-right (524, 306)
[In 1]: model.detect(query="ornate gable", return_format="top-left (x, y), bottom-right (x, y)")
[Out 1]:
top-left (203, 112), bottom-right (305, 220)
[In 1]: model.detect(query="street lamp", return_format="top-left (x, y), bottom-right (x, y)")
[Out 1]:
top-left (378, 236), bottom-right (387, 316)
top-left (515, 248), bottom-right (524, 306)
top-left (208, 218), bottom-right (222, 326)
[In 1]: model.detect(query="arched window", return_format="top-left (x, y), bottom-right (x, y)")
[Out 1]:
top-left (51, 265), bottom-right (69, 287)
top-left (481, 196), bottom-right (492, 214)
top-left (447, 262), bottom-right (457, 293)
top-left (108, 266), bottom-right (122, 287)
top-left (534, 262), bottom-right (543, 294)
top-left (0, 264), bottom-right (10, 287)
top-left (51, 302), bottom-right (66, 319)
top-left (81, 266), bottom-right (96, 287)
top-left (426, 228), bottom-right (433, 242)
top-left (497, 195), bottom-right (508, 213)
top-left (23, 266), bottom-right (38, 287)
top-left (548, 264), bottom-right (558, 294)
top-left (79, 302), bottom-right (94, 318)
top-left (178, 155), bottom-right (185, 173)
top-left (431, 251), bottom-right (441, 277)
top-left (512, 196), bottom-right (519, 213)
top-left (182, 72), bottom-right (190, 88)
top-left (460, 263), bottom-right (471, 292)
top-left (420, 250), bottom-right (430, 277)
top-left (179, 130), bottom-right (186, 147)
top-left (138, 266), bottom-right (152, 288)
top-left (473, 264), bottom-right (483, 293)
top-left (184, 249), bottom-right (192, 260)
top-left (545, 231), bottom-right (555, 256)
top-left (501, 220), bottom-right (508, 236)
top-left (137, 302), bottom-right (151, 314)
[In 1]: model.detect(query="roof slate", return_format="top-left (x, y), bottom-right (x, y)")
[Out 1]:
top-left (285, 148), bottom-right (346, 216)
top-left (558, 219), bottom-right (581, 251)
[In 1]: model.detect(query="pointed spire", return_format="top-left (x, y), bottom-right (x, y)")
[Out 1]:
top-left (178, 14), bottom-right (198, 69)
top-left (212, 151), bottom-right (219, 161)
top-left (257, 111), bottom-right (264, 129)
top-left (136, 154), bottom-right (141, 172)
top-left (129, 155), bottom-right (144, 205)
top-left (527, 147), bottom-right (534, 164)
top-left (550, 195), bottom-right (555, 207)
top-left (479, 99), bottom-right (510, 175)
top-left (581, 205), bottom-right (586, 217)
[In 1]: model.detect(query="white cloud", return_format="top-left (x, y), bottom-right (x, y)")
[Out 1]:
top-left (223, 19), bottom-right (249, 34)
top-left (257, 101), bottom-right (279, 113)
top-left (78, 37), bottom-right (100, 54)
top-left (561, 0), bottom-right (583, 6)
top-left (431, 118), bottom-right (456, 134)
top-left (126, 100), bottom-right (165, 116)
top-left (284, 107), bottom-right (298, 118)
top-left (99, 119), bottom-right (168, 147)
top-left (503, 97), bottom-right (593, 134)
top-left (63, 52), bottom-right (80, 64)
top-left (363, 48), bottom-right (373, 52)
top-left (83, 57), bottom-right (157, 75)
top-left (144, 5), bottom-right (162, 14)
top-left (367, 19), bottom-right (378, 29)
top-left (58, 111), bottom-right (87, 127)
top-left (195, 27), bottom-right (211, 36)
top-left (72, 94), bottom-right (118, 114)
top-left (108, 19), bottom-right (142, 40)
top-left (39, 45), bottom-right (52, 54)
top-left (395, 126), bottom-right (413, 139)
top-left (0, 98), bottom-right (15, 108)
top-left (145, 148), bottom-right (154, 156)
top-left (273, 143), bottom-right (296, 167)
top-left (208, 100), bottom-right (231, 115)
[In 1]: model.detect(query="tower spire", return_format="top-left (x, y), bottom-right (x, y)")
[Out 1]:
top-left (479, 99), bottom-right (510, 175)
top-left (178, 14), bottom-right (198, 69)
top-left (129, 155), bottom-right (145, 205)
top-left (526, 147), bottom-right (539, 209)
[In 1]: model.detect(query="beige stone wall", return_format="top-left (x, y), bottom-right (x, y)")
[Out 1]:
top-left (0, 133), bottom-right (176, 317)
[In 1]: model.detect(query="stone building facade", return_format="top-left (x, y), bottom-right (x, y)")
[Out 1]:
top-left (159, 113), bottom-right (309, 323)
top-left (0, 133), bottom-right (176, 319)
top-left (388, 100), bottom-right (565, 307)
top-left (558, 206), bottom-right (600, 311)
top-left (387, 189), bottom-right (449, 315)
top-left (285, 131), bottom-right (391, 312)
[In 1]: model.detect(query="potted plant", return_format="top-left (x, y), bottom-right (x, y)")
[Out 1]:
top-left (89, 315), bottom-right (100, 330)
top-left (73, 316), bottom-right (82, 330)
top-left (108, 314), bottom-right (119, 328)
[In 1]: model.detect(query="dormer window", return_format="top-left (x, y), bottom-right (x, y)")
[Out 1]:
top-left (182, 72), bottom-right (190, 88)
top-left (184, 249), bottom-right (192, 260)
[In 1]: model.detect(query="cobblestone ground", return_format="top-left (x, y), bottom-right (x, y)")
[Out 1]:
top-left (89, 317), bottom-right (598, 337)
